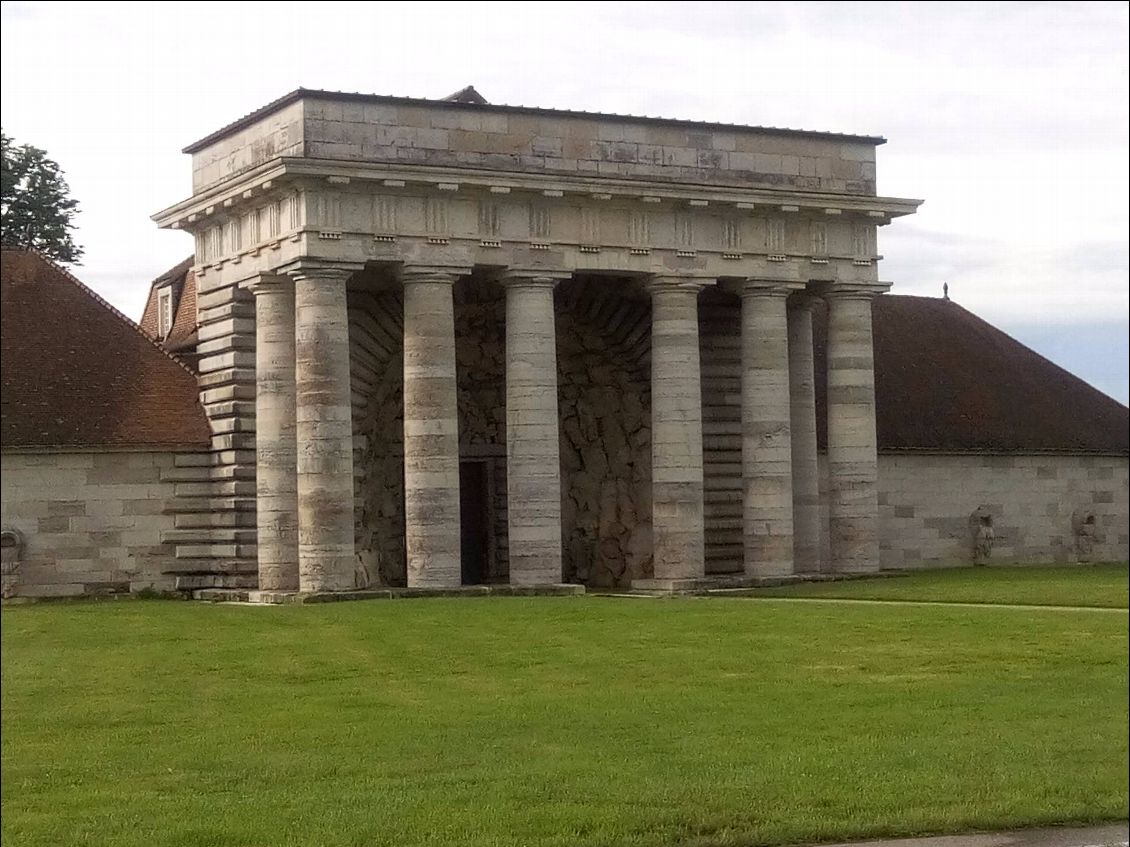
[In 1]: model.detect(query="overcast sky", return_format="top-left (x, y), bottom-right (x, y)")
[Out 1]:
top-left (2, 0), bottom-right (1127, 402)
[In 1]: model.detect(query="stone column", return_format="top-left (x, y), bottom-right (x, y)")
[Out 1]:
top-left (741, 280), bottom-right (796, 578)
top-left (503, 272), bottom-right (566, 585)
top-left (825, 287), bottom-right (882, 573)
top-left (788, 294), bottom-right (821, 573)
top-left (646, 277), bottom-right (706, 583)
top-left (402, 267), bottom-right (462, 588)
top-left (292, 266), bottom-right (356, 593)
top-left (249, 274), bottom-right (298, 591)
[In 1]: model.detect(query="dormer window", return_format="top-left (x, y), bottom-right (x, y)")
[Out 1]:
top-left (157, 287), bottom-right (174, 339)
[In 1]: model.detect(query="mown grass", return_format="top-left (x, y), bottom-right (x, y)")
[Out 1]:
top-left (750, 564), bottom-right (1129, 608)
top-left (1, 591), bottom-right (1127, 847)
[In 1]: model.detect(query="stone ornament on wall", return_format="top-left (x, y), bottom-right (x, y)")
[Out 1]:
top-left (0, 528), bottom-right (23, 599)
top-left (969, 506), bottom-right (995, 565)
top-left (1071, 509), bottom-right (1098, 563)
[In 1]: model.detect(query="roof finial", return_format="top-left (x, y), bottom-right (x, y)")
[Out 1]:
top-left (943, 282), bottom-right (950, 301)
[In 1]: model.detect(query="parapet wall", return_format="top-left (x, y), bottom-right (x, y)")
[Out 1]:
top-left (190, 93), bottom-right (878, 196)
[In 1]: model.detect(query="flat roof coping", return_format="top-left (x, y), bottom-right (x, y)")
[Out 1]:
top-left (182, 87), bottom-right (887, 154)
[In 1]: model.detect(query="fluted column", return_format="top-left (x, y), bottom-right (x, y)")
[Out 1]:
top-left (741, 280), bottom-right (797, 577)
top-left (402, 267), bottom-right (463, 588)
top-left (788, 294), bottom-right (821, 573)
top-left (503, 272), bottom-right (566, 585)
top-left (292, 265), bottom-right (356, 593)
top-left (647, 277), bottom-right (706, 582)
top-left (249, 274), bottom-right (298, 591)
top-left (825, 286), bottom-right (884, 573)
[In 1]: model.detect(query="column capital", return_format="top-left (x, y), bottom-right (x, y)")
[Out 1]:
top-left (646, 275), bottom-right (713, 295)
top-left (282, 262), bottom-right (362, 285)
top-left (818, 281), bottom-right (892, 302)
top-left (787, 291), bottom-right (822, 313)
top-left (499, 269), bottom-right (571, 290)
top-left (400, 264), bottom-right (472, 286)
top-left (244, 272), bottom-right (292, 296)
top-left (740, 278), bottom-right (805, 299)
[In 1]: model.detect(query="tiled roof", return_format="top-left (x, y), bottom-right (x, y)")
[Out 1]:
top-left (138, 256), bottom-right (198, 355)
top-left (814, 295), bottom-right (1129, 454)
top-left (1, 249), bottom-right (212, 450)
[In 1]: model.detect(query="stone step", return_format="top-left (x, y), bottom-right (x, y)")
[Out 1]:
top-left (164, 558), bottom-right (258, 575)
top-left (176, 574), bottom-right (258, 590)
top-left (161, 528), bottom-right (257, 544)
top-left (174, 480), bottom-right (256, 498)
top-left (174, 511), bottom-right (257, 529)
top-left (175, 543), bottom-right (257, 559)
top-left (163, 496), bottom-right (256, 514)
top-left (192, 588), bottom-right (252, 602)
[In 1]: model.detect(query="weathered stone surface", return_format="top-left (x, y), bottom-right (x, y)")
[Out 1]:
top-left (825, 289), bottom-right (882, 573)
top-left (402, 269), bottom-right (462, 588)
top-left (249, 275), bottom-right (298, 591)
top-left (741, 281), bottom-right (796, 577)
top-left (648, 277), bottom-right (705, 581)
top-left (294, 267), bottom-right (356, 592)
top-left (788, 296), bottom-right (822, 572)
top-left (503, 274), bottom-right (565, 585)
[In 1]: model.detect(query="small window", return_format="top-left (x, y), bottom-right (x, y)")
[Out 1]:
top-left (157, 288), bottom-right (174, 339)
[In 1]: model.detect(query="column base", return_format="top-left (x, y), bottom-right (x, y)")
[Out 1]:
top-left (244, 583), bottom-right (586, 604)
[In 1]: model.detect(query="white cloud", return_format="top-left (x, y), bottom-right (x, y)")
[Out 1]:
top-left (1, 0), bottom-right (1126, 401)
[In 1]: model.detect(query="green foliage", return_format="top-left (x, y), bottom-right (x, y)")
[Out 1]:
top-left (1, 130), bottom-right (83, 263)
top-left (2, 577), bottom-right (1127, 846)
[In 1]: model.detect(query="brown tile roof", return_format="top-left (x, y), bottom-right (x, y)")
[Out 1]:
top-left (1, 249), bottom-right (212, 450)
top-left (814, 295), bottom-right (1129, 454)
top-left (138, 256), bottom-right (198, 356)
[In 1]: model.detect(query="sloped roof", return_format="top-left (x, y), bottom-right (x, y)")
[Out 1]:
top-left (813, 295), bottom-right (1129, 454)
top-left (138, 255), bottom-right (198, 354)
top-left (0, 249), bottom-right (212, 450)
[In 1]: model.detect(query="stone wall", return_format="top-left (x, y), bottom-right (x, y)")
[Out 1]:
top-left (0, 450), bottom-right (200, 599)
top-left (557, 281), bottom-right (652, 587)
top-left (190, 94), bottom-right (877, 196)
top-left (877, 453), bottom-right (1130, 567)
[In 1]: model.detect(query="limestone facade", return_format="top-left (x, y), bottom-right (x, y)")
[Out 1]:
top-left (0, 451), bottom-right (207, 598)
top-left (153, 89), bottom-right (924, 592)
top-left (876, 454), bottom-right (1130, 567)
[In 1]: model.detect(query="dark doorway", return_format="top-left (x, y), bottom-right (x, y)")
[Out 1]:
top-left (460, 461), bottom-right (489, 585)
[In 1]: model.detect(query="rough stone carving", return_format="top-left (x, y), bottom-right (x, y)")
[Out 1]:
top-left (1, 528), bottom-right (24, 599)
top-left (969, 506), bottom-right (994, 565)
top-left (1071, 509), bottom-right (1097, 563)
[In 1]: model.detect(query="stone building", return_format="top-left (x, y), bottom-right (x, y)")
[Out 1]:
top-left (2, 88), bottom-right (1126, 600)
top-left (0, 249), bottom-right (212, 598)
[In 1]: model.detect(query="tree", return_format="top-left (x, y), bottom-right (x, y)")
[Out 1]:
top-left (1, 131), bottom-right (83, 263)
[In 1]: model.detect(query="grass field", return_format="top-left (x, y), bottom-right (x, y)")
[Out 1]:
top-left (2, 573), bottom-right (1127, 847)
top-left (750, 564), bottom-right (1130, 608)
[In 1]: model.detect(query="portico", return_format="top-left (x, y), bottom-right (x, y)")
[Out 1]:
top-left (153, 88), bottom-right (921, 593)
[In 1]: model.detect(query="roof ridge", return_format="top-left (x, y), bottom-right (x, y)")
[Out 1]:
top-left (11, 248), bottom-right (202, 381)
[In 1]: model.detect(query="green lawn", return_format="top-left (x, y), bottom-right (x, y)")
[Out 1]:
top-left (2, 591), bottom-right (1127, 847)
top-left (750, 564), bottom-right (1130, 608)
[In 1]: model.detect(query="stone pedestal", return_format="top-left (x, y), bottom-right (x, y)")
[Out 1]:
top-left (788, 294), bottom-right (821, 572)
top-left (825, 287), bottom-right (883, 573)
top-left (402, 268), bottom-right (463, 588)
top-left (741, 280), bottom-right (796, 577)
top-left (503, 273), bottom-right (565, 585)
top-left (293, 266), bottom-right (357, 592)
top-left (646, 277), bottom-right (706, 581)
top-left (249, 274), bottom-right (298, 591)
